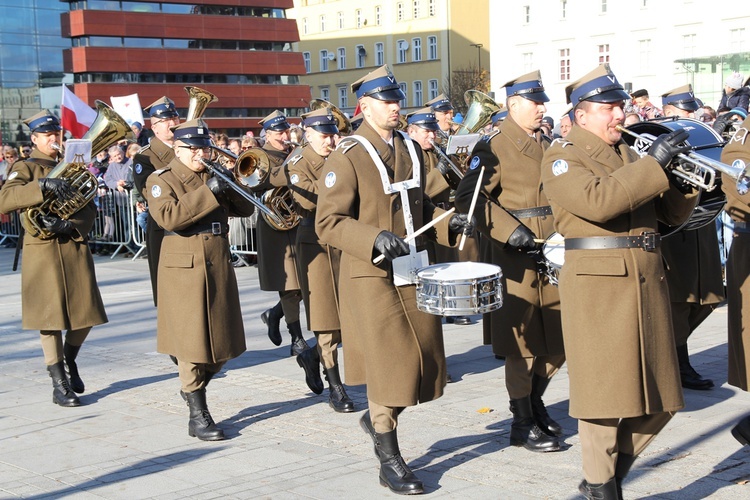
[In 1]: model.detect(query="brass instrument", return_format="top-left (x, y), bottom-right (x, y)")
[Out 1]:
top-left (260, 186), bottom-right (302, 231)
top-left (616, 124), bottom-right (750, 194)
top-left (21, 101), bottom-right (135, 239)
top-left (209, 146), bottom-right (272, 190)
top-left (185, 86), bottom-right (218, 121)
top-left (309, 99), bottom-right (352, 136)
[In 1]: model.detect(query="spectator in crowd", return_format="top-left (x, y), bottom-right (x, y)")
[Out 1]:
top-left (541, 116), bottom-right (554, 137)
top-left (623, 112), bottom-right (642, 127)
top-left (558, 111), bottom-right (572, 138)
top-left (241, 136), bottom-right (258, 151)
top-left (630, 88), bottom-right (663, 120)
top-left (1, 146), bottom-right (19, 187)
top-left (696, 105), bottom-right (717, 124)
top-left (214, 133), bottom-right (229, 150)
top-left (719, 73), bottom-right (750, 113)
top-left (18, 143), bottom-right (32, 160)
top-left (131, 121), bottom-right (152, 148)
top-left (228, 138), bottom-right (242, 156)
top-left (103, 145), bottom-right (136, 256)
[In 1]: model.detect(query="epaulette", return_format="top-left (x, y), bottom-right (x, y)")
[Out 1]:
top-left (550, 138), bottom-right (573, 148)
top-left (138, 143), bottom-right (151, 154)
top-left (154, 167), bottom-right (171, 175)
top-left (336, 138), bottom-right (358, 154)
top-left (288, 154), bottom-right (304, 165)
top-left (482, 130), bottom-right (501, 142)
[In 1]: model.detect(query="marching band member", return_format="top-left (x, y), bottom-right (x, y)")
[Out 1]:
top-left (426, 93), bottom-right (455, 136)
top-left (316, 65), bottom-right (473, 494)
top-left (0, 110), bottom-right (107, 407)
top-left (455, 71), bottom-right (565, 453)
top-left (721, 114), bottom-right (750, 446)
top-left (287, 108), bottom-right (354, 412)
top-left (541, 64), bottom-right (698, 499)
top-left (145, 119), bottom-right (254, 441)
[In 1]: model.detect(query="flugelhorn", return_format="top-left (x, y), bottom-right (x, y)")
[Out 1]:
top-left (616, 124), bottom-right (750, 194)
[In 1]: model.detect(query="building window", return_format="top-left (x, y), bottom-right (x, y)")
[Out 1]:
top-left (682, 34), bottom-right (696, 59)
top-left (559, 48), bottom-right (570, 81)
top-left (638, 39), bottom-right (652, 72)
top-left (320, 50), bottom-right (329, 72)
top-left (428, 36), bottom-right (437, 60)
top-left (413, 81), bottom-right (423, 107)
top-left (397, 2), bottom-right (404, 21)
top-left (523, 5), bottom-right (530, 23)
top-left (302, 17), bottom-right (308, 35)
top-left (397, 40), bottom-right (408, 63)
top-left (561, 0), bottom-right (567, 19)
top-left (428, 79), bottom-right (439, 100)
top-left (338, 86), bottom-right (348, 108)
top-left (303, 52), bottom-right (311, 73)
top-left (522, 52), bottom-right (533, 72)
top-left (321, 87), bottom-right (330, 101)
top-left (399, 82), bottom-right (408, 107)
top-left (429, 0), bottom-right (436, 16)
top-left (338, 47), bottom-right (346, 69)
top-left (601, 0), bottom-right (607, 13)
top-left (375, 6), bottom-right (382, 25)
top-left (598, 44), bottom-right (610, 64)
top-left (730, 28), bottom-right (746, 52)
top-left (356, 45), bottom-right (366, 68)
top-left (375, 42), bottom-right (385, 66)
top-left (320, 14), bottom-right (326, 32)
top-left (412, 38), bottom-right (422, 62)
top-left (356, 9), bottom-right (363, 28)
top-left (413, 0), bottom-right (420, 18)
top-left (338, 12), bottom-right (344, 29)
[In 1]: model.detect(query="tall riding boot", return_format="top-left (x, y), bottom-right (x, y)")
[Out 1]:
top-left (578, 478), bottom-right (620, 500)
top-left (261, 301), bottom-right (284, 346)
top-left (375, 428), bottom-right (424, 495)
top-left (185, 388), bottom-right (225, 441)
top-left (731, 414), bottom-right (750, 446)
top-left (677, 344), bottom-right (714, 390)
top-left (325, 365), bottom-right (355, 413)
top-left (509, 397), bottom-right (560, 452)
top-left (615, 453), bottom-right (636, 499)
top-left (288, 321), bottom-right (311, 356)
top-left (47, 362), bottom-right (80, 407)
top-left (63, 342), bottom-right (85, 394)
top-left (296, 348), bottom-right (324, 394)
top-left (530, 373), bottom-right (562, 436)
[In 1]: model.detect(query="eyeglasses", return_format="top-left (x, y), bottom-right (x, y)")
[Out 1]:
top-left (21, 149), bottom-right (31, 154)
top-left (153, 117), bottom-right (179, 126)
top-left (178, 145), bottom-right (211, 153)
top-left (4, 155), bottom-right (17, 160)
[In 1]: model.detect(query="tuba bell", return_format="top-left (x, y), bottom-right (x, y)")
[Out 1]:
top-left (185, 86), bottom-right (218, 121)
top-left (21, 101), bottom-right (136, 239)
top-left (455, 90), bottom-right (501, 136)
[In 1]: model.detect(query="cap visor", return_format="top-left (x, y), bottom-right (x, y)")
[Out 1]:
top-left (589, 89), bottom-right (630, 103)
top-left (180, 137), bottom-right (212, 147)
top-left (675, 101), bottom-right (700, 112)
top-left (369, 88), bottom-right (406, 101)
top-left (431, 104), bottom-right (454, 112)
top-left (524, 91), bottom-right (550, 103)
top-left (310, 124), bottom-right (339, 135)
top-left (34, 125), bottom-right (62, 133)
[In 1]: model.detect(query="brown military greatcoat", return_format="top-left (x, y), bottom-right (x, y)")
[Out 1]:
top-left (0, 151), bottom-right (107, 330)
top-left (541, 125), bottom-right (697, 419)
top-left (721, 117), bottom-right (750, 390)
top-left (146, 158), bottom-right (254, 363)
top-left (316, 120), bottom-right (453, 407)
top-left (288, 145), bottom-right (341, 331)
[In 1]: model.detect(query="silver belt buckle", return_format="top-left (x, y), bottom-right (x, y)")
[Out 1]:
top-left (211, 222), bottom-right (221, 235)
top-left (640, 231), bottom-right (659, 252)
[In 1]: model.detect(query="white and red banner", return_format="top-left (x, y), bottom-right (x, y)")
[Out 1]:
top-left (61, 86), bottom-right (97, 138)
top-left (110, 93), bottom-right (144, 127)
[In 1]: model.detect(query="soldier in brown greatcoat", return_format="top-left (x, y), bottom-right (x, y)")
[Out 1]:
top-left (132, 97), bottom-right (181, 306)
top-left (256, 110), bottom-right (315, 360)
top-left (146, 119), bottom-right (254, 441)
top-left (287, 108), bottom-right (354, 412)
top-left (455, 71), bottom-right (566, 453)
top-left (316, 65), bottom-right (473, 495)
top-left (720, 114), bottom-right (750, 445)
top-left (659, 85), bottom-right (725, 391)
top-left (0, 110), bottom-right (108, 407)
top-left (541, 64), bottom-right (698, 499)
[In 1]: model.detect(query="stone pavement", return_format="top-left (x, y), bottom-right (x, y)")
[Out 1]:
top-left (0, 247), bottom-right (748, 499)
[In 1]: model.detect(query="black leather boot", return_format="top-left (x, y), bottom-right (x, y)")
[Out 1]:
top-left (530, 373), bottom-right (562, 436)
top-left (47, 362), bottom-right (80, 407)
top-left (615, 453), bottom-right (636, 498)
top-left (185, 389), bottom-right (225, 441)
top-left (359, 411), bottom-right (379, 458)
top-left (288, 321), bottom-right (311, 356)
top-left (325, 365), bottom-right (354, 413)
top-left (731, 414), bottom-right (750, 446)
top-left (63, 342), bottom-right (85, 394)
top-left (261, 302), bottom-right (284, 346)
top-left (296, 348), bottom-right (324, 395)
top-left (578, 478), bottom-right (619, 500)
top-left (375, 428), bottom-right (424, 495)
top-left (509, 397), bottom-right (560, 452)
top-left (677, 344), bottom-right (714, 390)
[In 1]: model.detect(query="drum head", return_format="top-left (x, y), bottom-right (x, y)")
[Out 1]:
top-left (417, 262), bottom-right (502, 280)
top-left (542, 232), bottom-right (565, 268)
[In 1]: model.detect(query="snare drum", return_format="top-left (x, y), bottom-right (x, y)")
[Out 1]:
top-left (415, 262), bottom-right (503, 316)
top-left (541, 232), bottom-right (565, 286)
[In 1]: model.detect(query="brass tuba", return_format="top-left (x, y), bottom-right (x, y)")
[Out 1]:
top-left (455, 90), bottom-right (501, 136)
top-left (185, 85), bottom-right (218, 121)
top-left (21, 101), bottom-right (135, 239)
top-left (309, 99), bottom-right (352, 136)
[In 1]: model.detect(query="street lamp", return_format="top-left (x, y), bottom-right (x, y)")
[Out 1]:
top-left (470, 43), bottom-right (483, 72)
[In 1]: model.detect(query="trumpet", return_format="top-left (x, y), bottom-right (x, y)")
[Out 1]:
top-left (616, 124), bottom-right (750, 194)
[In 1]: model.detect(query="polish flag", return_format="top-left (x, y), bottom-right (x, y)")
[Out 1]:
top-left (61, 86), bottom-right (96, 138)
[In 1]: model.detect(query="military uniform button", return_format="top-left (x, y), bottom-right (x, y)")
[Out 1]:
top-left (639, 275), bottom-right (646, 283)
top-left (394, 203), bottom-right (400, 211)
top-left (204, 236), bottom-right (209, 240)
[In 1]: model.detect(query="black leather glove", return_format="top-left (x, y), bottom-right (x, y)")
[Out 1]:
top-left (206, 176), bottom-right (230, 197)
top-left (647, 129), bottom-right (691, 169)
top-left (373, 230), bottom-right (410, 262)
top-left (506, 224), bottom-right (538, 250)
top-left (210, 163), bottom-right (234, 181)
top-left (40, 215), bottom-right (74, 235)
top-left (38, 178), bottom-right (76, 199)
top-left (436, 159), bottom-right (450, 176)
top-left (448, 213), bottom-right (475, 236)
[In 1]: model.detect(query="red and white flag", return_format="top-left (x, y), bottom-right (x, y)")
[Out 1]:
top-left (110, 93), bottom-right (144, 127)
top-left (61, 86), bottom-right (96, 138)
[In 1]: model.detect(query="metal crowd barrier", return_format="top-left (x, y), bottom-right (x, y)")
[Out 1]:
top-left (0, 210), bottom-right (21, 247)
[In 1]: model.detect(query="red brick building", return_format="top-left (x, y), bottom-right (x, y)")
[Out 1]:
top-left (61, 0), bottom-right (310, 135)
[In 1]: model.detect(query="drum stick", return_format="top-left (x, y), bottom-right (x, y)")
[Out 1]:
top-left (372, 207), bottom-right (456, 264)
top-left (533, 239), bottom-right (546, 244)
top-left (459, 166), bottom-right (484, 251)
